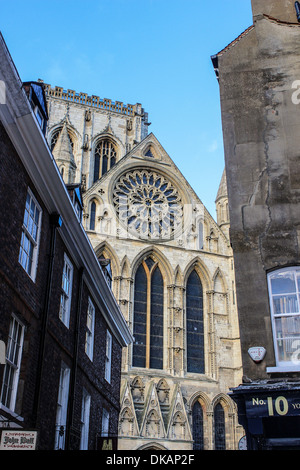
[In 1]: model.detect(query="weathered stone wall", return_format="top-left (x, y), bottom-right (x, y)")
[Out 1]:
top-left (217, 10), bottom-right (300, 379)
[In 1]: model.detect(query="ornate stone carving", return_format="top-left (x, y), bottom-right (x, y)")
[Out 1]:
top-left (113, 169), bottom-right (183, 240)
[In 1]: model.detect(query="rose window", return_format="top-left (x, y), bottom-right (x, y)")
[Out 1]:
top-left (113, 170), bottom-right (183, 240)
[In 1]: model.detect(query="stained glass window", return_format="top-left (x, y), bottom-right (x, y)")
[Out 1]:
top-left (94, 139), bottom-right (117, 182)
top-left (133, 258), bottom-right (163, 369)
top-left (192, 401), bottom-right (204, 450)
top-left (186, 270), bottom-right (204, 373)
top-left (90, 201), bottom-right (96, 230)
top-left (214, 403), bottom-right (226, 450)
top-left (113, 169), bottom-right (183, 241)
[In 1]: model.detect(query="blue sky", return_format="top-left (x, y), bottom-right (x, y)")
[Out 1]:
top-left (1, 0), bottom-right (253, 218)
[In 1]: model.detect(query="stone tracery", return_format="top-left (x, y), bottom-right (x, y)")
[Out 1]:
top-left (113, 169), bottom-right (183, 240)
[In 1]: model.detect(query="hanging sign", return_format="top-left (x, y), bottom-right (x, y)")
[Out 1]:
top-left (0, 430), bottom-right (37, 450)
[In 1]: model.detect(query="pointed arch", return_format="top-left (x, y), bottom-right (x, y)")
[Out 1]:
top-left (212, 268), bottom-right (228, 316)
top-left (174, 265), bottom-right (183, 287)
top-left (184, 259), bottom-right (210, 376)
top-left (130, 376), bottom-right (145, 403)
top-left (131, 247), bottom-right (170, 371)
top-left (94, 241), bottom-right (120, 285)
top-left (59, 164), bottom-right (65, 178)
top-left (91, 133), bottom-right (122, 182)
top-left (171, 410), bottom-right (186, 439)
top-left (192, 400), bottom-right (204, 450)
top-left (120, 255), bottom-right (130, 279)
top-left (132, 257), bottom-right (164, 370)
top-left (211, 393), bottom-right (235, 414)
top-left (143, 409), bottom-right (163, 439)
top-left (118, 393), bottom-right (139, 438)
top-left (189, 391), bottom-right (210, 411)
top-left (189, 392), bottom-right (210, 451)
top-left (48, 122), bottom-right (81, 155)
top-left (137, 442), bottom-right (168, 450)
top-left (89, 199), bottom-right (96, 231)
top-left (85, 193), bottom-right (103, 207)
top-left (210, 393), bottom-right (236, 449)
top-left (213, 401), bottom-right (226, 450)
top-left (213, 268), bottom-right (227, 293)
top-left (131, 246), bottom-right (172, 286)
top-left (186, 269), bottom-right (204, 374)
top-left (84, 194), bottom-right (103, 232)
top-left (141, 142), bottom-right (160, 160)
top-left (156, 379), bottom-right (170, 405)
top-left (183, 257), bottom-right (212, 292)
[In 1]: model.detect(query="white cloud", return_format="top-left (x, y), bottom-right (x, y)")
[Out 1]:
top-left (208, 140), bottom-right (218, 153)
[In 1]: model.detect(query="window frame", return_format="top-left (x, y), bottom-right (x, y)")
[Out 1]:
top-left (59, 253), bottom-right (73, 328)
top-left (101, 408), bottom-right (110, 437)
top-left (192, 400), bottom-right (204, 450)
top-left (18, 187), bottom-right (42, 282)
top-left (132, 259), bottom-right (164, 370)
top-left (85, 297), bottom-right (95, 360)
top-left (186, 270), bottom-right (204, 374)
top-left (0, 315), bottom-right (25, 412)
top-left (54, 363), bottom-right (70, 450)
top-left (80, 388), bottom-right (91, 450)
top-left (89, 200), bottom-right (96, 231)
top-left (93, 139), bottom-right (117, 182)
top-left (33, 105), bottom-right (44, 129)
top-left (267, 266), bottom-right (300, 370)
top-left (105, 330), bottom-right (112, 383)
top-left (214, 402), bottom-right (226, 450)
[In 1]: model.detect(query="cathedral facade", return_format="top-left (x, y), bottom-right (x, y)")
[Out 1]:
top-left (44, 83), bottom-right (243, 450)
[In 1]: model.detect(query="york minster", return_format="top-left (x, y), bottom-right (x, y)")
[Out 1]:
top-left (45, 82), bottom-right (243, 450)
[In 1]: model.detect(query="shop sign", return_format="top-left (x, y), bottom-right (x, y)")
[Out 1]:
top-left (97, 435), bottom-right (118, 451)
top-left (0, 430), bottom-right (37, 450)
top-left (246, 394), bottom-right (300, 418)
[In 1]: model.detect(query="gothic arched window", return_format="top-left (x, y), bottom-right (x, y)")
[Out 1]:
top-left (93, 139), bottom-right (117, 182)
top-left (214, 403), bottom-right (226, 450)
top-left (133, 258), bottom-right (164, 370)
top-left (90, 201), bottom-right (96, 230)
top-left (50, 127), bottom-right (74, 152)
top-left (186, 270), bottom-right (204, 373)
top-left (192, 401), bottom-right (204, 450)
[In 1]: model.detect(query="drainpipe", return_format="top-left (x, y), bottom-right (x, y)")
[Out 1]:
top-left (65, 266), bottom-right (84, 450)
top-left (32, 213), bottom-right (62, 428)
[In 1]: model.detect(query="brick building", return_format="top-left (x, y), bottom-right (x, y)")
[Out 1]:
top-left (0, 32), bottom-right (132, 450)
